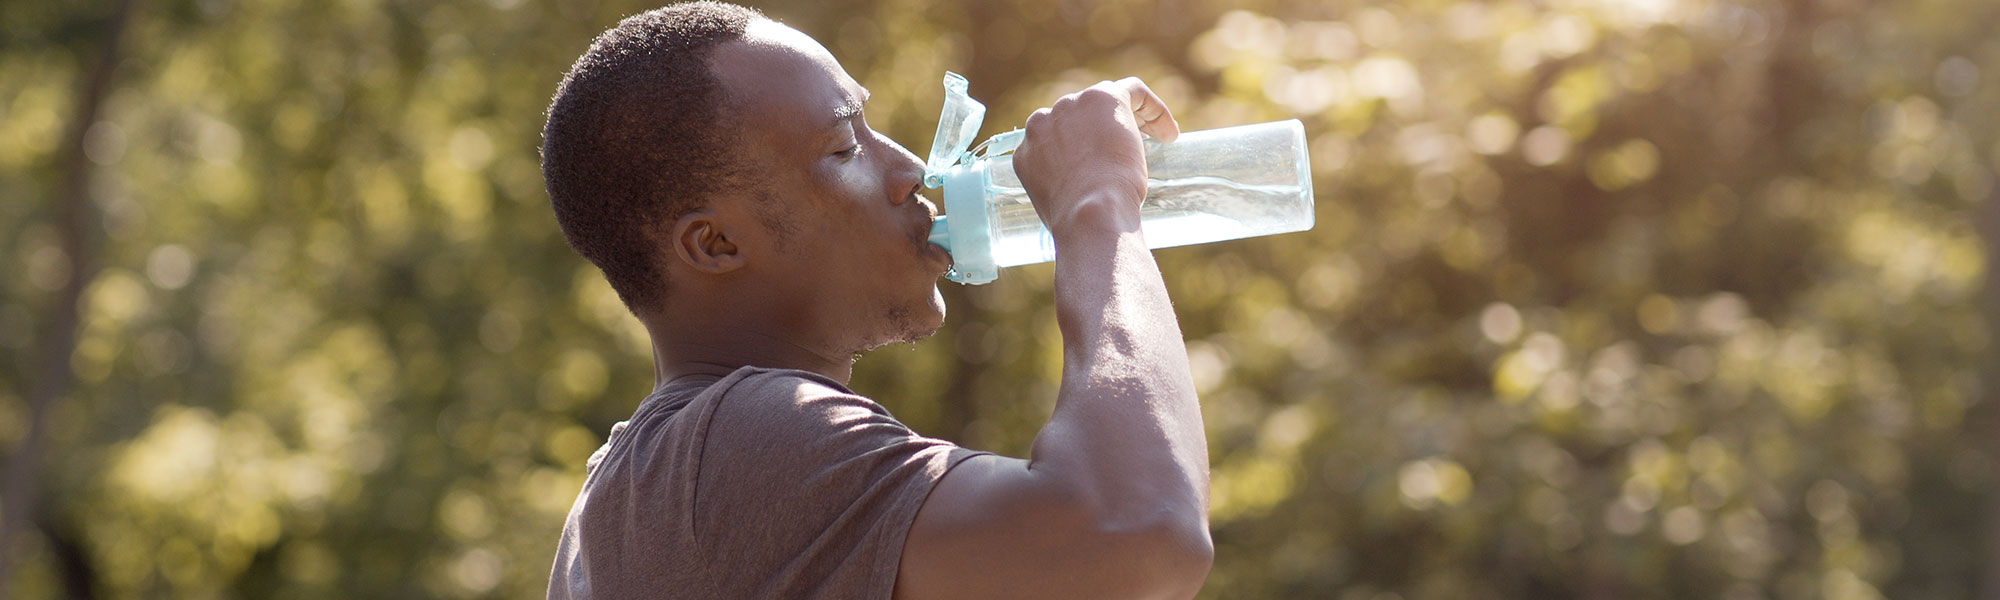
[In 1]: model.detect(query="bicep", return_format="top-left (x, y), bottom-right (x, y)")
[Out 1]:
top-left (894, 454), bottom-right (1202, 600)
top-left (894, 454), bottom-right (1080, 600)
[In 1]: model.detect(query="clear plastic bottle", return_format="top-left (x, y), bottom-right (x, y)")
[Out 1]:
top-left (923, 73), bottom-right (1314, 284)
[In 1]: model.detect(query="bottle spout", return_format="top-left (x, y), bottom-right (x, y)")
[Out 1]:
top-left (928, 215), bottom-right (952, 252)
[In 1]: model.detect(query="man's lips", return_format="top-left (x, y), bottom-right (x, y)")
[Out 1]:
top-left (920, 236), bottom-right (951, 272)
top-left (909, 198), bottom-right (951, 272)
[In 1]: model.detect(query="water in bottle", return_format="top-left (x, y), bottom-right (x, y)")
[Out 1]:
top-left (923, 72), bottom-right (1315, 284)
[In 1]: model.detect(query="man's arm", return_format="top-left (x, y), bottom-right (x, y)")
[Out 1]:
top-left (894, 78), bottom-right (1212, 600)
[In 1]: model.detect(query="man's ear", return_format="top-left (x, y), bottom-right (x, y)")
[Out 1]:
top-left (670, 210), bottom-right (746, 274)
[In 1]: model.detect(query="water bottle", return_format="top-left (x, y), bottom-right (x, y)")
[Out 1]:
top-left (922, 72), bottom-right (1315, 285)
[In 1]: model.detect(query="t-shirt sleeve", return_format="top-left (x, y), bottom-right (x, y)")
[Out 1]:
top-left (690, 370), bottom-right (985, 599)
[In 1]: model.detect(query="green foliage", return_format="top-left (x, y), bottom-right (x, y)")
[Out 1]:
top-left (3, 0), bottom-right (1996, 597)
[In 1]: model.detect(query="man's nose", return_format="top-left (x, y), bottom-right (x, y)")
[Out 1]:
top-left (883, 134), bottom-right (925, 205)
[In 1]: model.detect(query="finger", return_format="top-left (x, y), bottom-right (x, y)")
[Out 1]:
top-left (1114, 77), bottom-right (1180, 143)
top-left (1024, 107), bottom-right (1052, 131)
top-left (1016, 108), bottom-right (1049, 158)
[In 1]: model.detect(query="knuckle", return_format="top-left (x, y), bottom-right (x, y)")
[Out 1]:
top-left (1025, 108), bottom-right (1051, 127)
top-left (1076, 87), bottom-right (1117, 103)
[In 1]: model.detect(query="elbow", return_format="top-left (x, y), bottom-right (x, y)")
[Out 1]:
top-left (1155, 517), bottom-right (1214, 597)
top-left (1017, 472), bottom-right (1213, 597)
top-left (1089, 507), bottom-right (1214, 599)
top-left (1181, 521), bottom-right (1216, 574)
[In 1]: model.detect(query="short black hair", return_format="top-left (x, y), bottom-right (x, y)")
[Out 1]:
top-left (541, 1), bottom-right (765, 314)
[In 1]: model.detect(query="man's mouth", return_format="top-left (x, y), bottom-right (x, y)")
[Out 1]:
top-left (909, 198), bottom-right (951, 271)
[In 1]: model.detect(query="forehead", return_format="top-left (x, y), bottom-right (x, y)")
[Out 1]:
top-left (707, 21), bottom-right (862, 140)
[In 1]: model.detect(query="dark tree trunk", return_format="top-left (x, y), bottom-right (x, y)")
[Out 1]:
top-left (1980, 185), bottom-right (2000, 600)
top-left (37, 515), bottom-right (97, 600)
top-left (0, 0), bottom-right (140, 587)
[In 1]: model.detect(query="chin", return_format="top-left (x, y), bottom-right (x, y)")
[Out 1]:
top-left (906, 285), bottom-right (950, 341)
top-left (872, 284), bottom-right (947, 349)
top-left (918, 286), bottom-right (948, 337)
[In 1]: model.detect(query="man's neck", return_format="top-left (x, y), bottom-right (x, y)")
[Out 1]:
top-left (645, 316), bottom-right (854, 390)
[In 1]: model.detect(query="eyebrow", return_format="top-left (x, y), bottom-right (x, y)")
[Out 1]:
top-left (830, 91), bottom-right (870, 128)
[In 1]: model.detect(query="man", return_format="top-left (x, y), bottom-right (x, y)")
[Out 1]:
top-left (540, 3), bottom-right (1212, 598)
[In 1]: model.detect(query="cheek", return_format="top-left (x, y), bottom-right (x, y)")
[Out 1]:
top-left (818, 168), bottom-right (899, 236)
top-left (815, 151), bottom-right (876, 188)
top-left (832, 162), bottom-right (883, 200)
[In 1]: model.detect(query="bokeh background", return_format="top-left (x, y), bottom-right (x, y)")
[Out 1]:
top-left (5, 0), bottom-right (1999, 597)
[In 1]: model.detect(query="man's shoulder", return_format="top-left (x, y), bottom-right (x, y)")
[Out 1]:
top-left (717, 366), bottom-right (856, 399)
top-left (705, 366), bottom-right (894, 436)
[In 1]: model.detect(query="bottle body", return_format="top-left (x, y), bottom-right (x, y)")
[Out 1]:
top-left (928, 119), bottom-right (1314, 284)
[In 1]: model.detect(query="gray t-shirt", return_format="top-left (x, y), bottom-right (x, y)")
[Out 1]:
top-left (548, 366), bottom-right (986, 599)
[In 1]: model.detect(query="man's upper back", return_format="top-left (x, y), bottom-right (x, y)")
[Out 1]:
top-left (549, 367), bottom-right (983, 599)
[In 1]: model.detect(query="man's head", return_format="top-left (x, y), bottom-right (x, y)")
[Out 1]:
top-left (541, 1), bottom-right (762, 312)
top-left (543, 2), bottom-right (951, 365)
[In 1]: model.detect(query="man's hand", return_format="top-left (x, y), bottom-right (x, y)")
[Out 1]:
top-left (1010, 78), bottom-right (1181, 242)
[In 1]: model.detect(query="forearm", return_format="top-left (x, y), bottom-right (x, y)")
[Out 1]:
top-left (1028, 204), bottom-right (1210, 531)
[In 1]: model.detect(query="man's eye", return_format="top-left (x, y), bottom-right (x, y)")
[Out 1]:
top-left (834, 145), bottom-right (861, 158)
